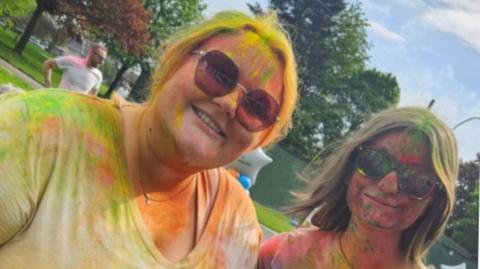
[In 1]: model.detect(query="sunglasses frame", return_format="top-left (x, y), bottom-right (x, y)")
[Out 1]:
top-left (354, 146), bottom-right (440, 200)
top-left (191, 49), bottom-right (280, 132)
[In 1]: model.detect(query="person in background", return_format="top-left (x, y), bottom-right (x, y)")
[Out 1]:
top-left (43, 42), bottom-right (107, 95)
top-left (259, 107), bottom-right (458, 269)
top-left (0, 11), bottom-right (298, 268)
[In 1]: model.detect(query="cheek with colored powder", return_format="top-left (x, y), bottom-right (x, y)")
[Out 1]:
top-left (401, 200), bottom-right (430, 227)
top-left (172, 100), bottom-right (186, 131)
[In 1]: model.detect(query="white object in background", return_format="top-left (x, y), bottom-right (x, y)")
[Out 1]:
top-left (0, 83), bottom-right (24, 94)
top-left (225, 148), bottom-right (273, 186)
top-left (440, 263), bottom-right (466, 269)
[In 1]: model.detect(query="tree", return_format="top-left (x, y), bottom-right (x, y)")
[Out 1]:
top-left (445, 154), bottom-right (479, 257)
top-left (0, 0), bottom-right (35, 19)
top-left (24, 14), bottom-right (69, 51)
top-left (12, 0), bottom-right (150, 55)
top-left (451, 180), bottom-right (478, 258)
top-left (263, 1), bottom-right (400, 159)
top-left (122, 0), bottom-right (205, 101)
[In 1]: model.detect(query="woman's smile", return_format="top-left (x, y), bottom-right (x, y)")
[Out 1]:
top-left (364, 193), bottom-right (398, 210)
top-left (192, 105), bottom-right (225, 138)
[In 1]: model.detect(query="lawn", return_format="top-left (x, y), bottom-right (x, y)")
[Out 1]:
top-left (254, 202), bottom-right (294, 233)
top-left (0, 28), bottom-right (108, 95)
top-left (0, 28), bottom-right (60, 86)
top-left (0, 66), bottom-right (34, 91)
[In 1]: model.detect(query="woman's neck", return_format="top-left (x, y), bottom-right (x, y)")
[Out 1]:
top-left (340, 217), bottom-right (407, 269)
top-left (122, 104), bottom-right (198, 194)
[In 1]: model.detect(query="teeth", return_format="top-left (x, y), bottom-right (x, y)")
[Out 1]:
top-left (194, 107), bottom-right (223, 136)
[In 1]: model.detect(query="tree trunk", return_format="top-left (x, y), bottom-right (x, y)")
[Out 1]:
top-left (13, 4), bottom-right (46, 54)
top-left (103, 63), bottom-right (130, 98)
top-left (128, 67), bottom-right (151, 102)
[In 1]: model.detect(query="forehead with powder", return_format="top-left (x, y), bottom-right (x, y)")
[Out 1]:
top-left (371, 130), bottom-right (431, 168)
top-left (223, 30), bottom-right (280, 84)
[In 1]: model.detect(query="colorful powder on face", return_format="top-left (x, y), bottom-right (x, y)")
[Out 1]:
top-left (362, 238), bottom-right (374, 252)
top-left (173, 103), bottom-right (184, 130)
top-left (259, 66), bottom-right (275, 84)
top-left (229, 31), bottom-right (278, 83)
top-left (398, 154), bottom-right (425, 166)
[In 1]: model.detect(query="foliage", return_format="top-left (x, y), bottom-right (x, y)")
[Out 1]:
top-left (0, 0), bottom-right (35, 19)
top-left (125, 0), bottom-right (205, 101)
top-left (451, 181), bottom-right (478, 258)
top-left (31, 14), bottom-right (69, 50)
top-left (13, 0), bottom-right (151, 55)
top-left (0, 28), bottom-right (60, 84)
top-left (99, 58), bottom-right (121, 85)
top-left (9, 14), bottom-right (70, 50)
top-left (446, 154), bottom-right (479, 257)
top-left (257, 0), bottom-right (400, 160)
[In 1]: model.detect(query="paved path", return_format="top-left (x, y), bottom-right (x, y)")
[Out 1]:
top-left (0, 57), bottom-right (43, 89)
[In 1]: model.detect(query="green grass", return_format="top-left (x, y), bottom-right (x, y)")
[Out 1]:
top-left (0, 28), bottom-right (108, 95)
top-left (0, 66), bottom-right (34, 91)
top-left (0, 28), bottom-right (61, 86)
top-left (254, 202), bottom-right (294, 233)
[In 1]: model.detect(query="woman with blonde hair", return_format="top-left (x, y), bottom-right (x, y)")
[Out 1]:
top-left (0, 11), bottom-right (297, 268)
top-left (259, 107), bottom-right (458, 269)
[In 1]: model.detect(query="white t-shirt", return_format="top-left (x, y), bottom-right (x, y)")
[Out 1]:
top-left (55, 55), bottom-right (103, 95)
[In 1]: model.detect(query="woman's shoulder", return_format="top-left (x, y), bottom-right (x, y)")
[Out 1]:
top-left (21, 89), bottom-right (117, 121)
top-left (259, 227), bottom-right (338, 268)
top-left (263, 227), bottom-right (335, 250)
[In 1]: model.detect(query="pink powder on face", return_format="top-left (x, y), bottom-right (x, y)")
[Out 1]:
top-left (398, 154), bottom-right (424, 166)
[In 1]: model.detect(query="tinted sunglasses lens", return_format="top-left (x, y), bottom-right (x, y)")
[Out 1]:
top-left (398, 170), bottom-right (435, 199)
top-left (356, 149), bottom-right (391, 179)
top-left (236, 89), bottom-right (280, 132)
top-left (194, 50), bottom-right (238, 97)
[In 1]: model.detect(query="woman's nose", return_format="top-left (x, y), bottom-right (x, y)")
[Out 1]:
top-left (377, 170), bottom-right (399, 194)
top-left (211, 86), bottom-right (244, 119)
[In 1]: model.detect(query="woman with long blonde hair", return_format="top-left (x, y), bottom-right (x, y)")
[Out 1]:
top-left (259, 107), bottom-right (458, 269)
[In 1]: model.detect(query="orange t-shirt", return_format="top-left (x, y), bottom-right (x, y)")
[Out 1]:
top-left (0, 90), bottom-right (262, 268)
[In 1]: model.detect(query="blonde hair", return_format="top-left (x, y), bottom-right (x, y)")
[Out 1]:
top-left (147, 11), bottom-right (298, 147)
top-left (289, 107), bottom-right (458, 267)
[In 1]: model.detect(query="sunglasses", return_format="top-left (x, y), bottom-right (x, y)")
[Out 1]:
top-left (192, 49), bottom-right (280, 132)
top-left (354, 146), bottom-right (439, 200)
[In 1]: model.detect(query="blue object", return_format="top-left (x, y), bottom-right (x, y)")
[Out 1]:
top-left (238, 175), bottom-right (252, 190)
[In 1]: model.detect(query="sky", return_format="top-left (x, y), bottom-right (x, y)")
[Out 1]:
top-left (204, 0), bottom-right (480, 161)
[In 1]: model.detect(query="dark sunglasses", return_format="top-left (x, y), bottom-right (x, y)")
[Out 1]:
top-left (192, 49), bottom-right (280, 132)
top-left (354, 146), bottom-right (440, 200)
